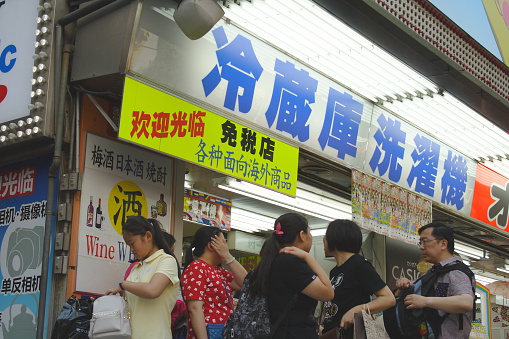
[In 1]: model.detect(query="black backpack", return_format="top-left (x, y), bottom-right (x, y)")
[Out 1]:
top-left (383, 262), bottom-right (475, 339)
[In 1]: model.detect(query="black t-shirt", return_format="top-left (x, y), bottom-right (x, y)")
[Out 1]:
top-left (268, 253), bottom-right (318, 339)
top-left (322, 254), bottom-right (386, 339)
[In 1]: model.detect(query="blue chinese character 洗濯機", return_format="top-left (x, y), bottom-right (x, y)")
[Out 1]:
top-left (368, 114), bottom-right (406, 182)
top-left (406, 134), bottom-right (440, 197)
top-left (318, 88), bottom-right (364, 159)
top-left (202, 26), bottom-right (263, 113)
top-left (488, 181), bottom-right (509, 229)
top-left (265, 59), bottom-right (318, 142)
top-left (441, 150), bottom-right (467, 210)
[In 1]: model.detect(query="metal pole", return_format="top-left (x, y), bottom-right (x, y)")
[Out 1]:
top-left (37, 1), bottom-right (133, 337)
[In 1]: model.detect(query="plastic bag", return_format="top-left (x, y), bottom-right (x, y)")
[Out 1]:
top-left (51, 295), bottom-right (93, 339)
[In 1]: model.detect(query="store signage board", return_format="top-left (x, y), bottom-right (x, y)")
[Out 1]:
top-left (75, 133), bottom-right (172, 294)
top-left (129, 0), bottom-right (371, 171)
top-left (0, 154), bottom-right (56, 337)
top-left (362, 106), bottom-right (477, 216)
top-left (184, 188), bottom-right (231, 230)
top-left (471, 164), bottom-right (509, 233)
top-left (119, 77), bottom-right (299, 197)
top-left (0, 0), bottom-right (38, 122)
top-left (127, 2), bottom-right (479, 216)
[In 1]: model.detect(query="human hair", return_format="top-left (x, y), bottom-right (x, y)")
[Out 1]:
top-left (248, 213), bottom-right (309, 297)
top-left (164, 232), bottom-right (176, 249)
top-left (418, 222), bottom-right (454, 254)
top-left (184, 226), bottom-right (223, 267)
top-left (325, 219), bottom-right (362, 254)
top-left (123, 216), bottom-right (181, 277)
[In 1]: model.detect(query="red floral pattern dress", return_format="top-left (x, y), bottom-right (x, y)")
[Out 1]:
top-left (182, 259), bottom-right (234, 339)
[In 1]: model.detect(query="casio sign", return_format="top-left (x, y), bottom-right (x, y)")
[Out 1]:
top-left (0, 41), bottom-right (16, 103)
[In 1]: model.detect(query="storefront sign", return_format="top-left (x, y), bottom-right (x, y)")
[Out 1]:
top-left (127, 1), bottom-right (477, 215)
top-left (184, 189), bottom-right (231, 230)
top-left (76, 133), bottom-right (172, 294)
top-left (0, 0), bottom-right (39, 122)
top-left (130, 0), bottom-right (371, 171)
top-left (363, 106), bottom-right (477, 215)
top-left (471, 164), bottom-right (509, 232)
top-left (352, 170), bottom-right (432, 244)
top-left (0, 154), bottom-right (55, 338)
top-left (119, 77), bottom-right (299, 196)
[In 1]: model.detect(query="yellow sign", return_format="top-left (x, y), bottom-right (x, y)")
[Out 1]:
top-left (119, 77), bottom-right (299, 196)
top-left (482, 0), bottom-right (509, 65)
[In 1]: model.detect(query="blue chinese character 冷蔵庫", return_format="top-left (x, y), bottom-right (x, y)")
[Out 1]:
top-left (441, 150), bottom-right (467, 210)
top-left (369, 114), bottom-right (406, 182)
top-left (318, 88), bottom-right (363, 159)
top-left (406, 134), bottom-right (440, 197)
top-left (265, 59), bottom-right (318, 142)
top-left (202, 26), bottom-right (263, 113)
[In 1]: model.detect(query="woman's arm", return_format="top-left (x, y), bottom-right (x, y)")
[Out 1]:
top-left (211, 234), bottom-right (247, 291)
top-left (339, 285), bottom-right (396, 329)
top-left (282, 246), bottom-right (334, 302)
top-left (121, 273), bottom-right (171, 299)
top-left (187, 300), bottom-right (208, 339)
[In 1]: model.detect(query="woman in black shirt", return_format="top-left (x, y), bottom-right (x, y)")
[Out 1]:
top-left (320, 219), bottom-right (395, 339)
top-left (248, 213), bottom-right (334, 339)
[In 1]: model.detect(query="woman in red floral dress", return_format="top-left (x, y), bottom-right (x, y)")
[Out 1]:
top-left (181, 226), bottom-right (247, 339)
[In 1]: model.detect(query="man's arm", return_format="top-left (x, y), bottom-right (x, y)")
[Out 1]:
top-left (404, 293), bottom-right (473, 314)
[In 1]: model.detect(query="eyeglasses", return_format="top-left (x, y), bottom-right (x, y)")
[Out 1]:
top-left (417, 238), bottom-right (441, 247)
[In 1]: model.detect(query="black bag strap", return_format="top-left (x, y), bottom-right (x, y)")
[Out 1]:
top-left (268, 293), bottom-right (299, 339)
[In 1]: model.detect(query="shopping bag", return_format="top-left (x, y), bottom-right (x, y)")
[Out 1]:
top-left (51, 295), bottom-right (93, 339)
top-left (206, 323), bottom-right (224, 339)
top-left (355, 304), bottom-right (390, 339)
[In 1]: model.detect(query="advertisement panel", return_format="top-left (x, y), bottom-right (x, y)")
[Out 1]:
top-left (363, 106), bottom-right (477, 216)
top-left (385, 237), bottom-right (432, 291)
top-left (75, 133), bottom-right (172, 294)
top-left (0, 0), bottom-right (39, 122)
top-left (183, 189), bottom-right (231, 230)
top-left (352, 170), bottom-right (432, 245)
top-left (471, 163), bottom-right (509, 232)
top-left (0, 154), bottom-right (55, 339)
top-left (119, 77), bottom-right (299, 196)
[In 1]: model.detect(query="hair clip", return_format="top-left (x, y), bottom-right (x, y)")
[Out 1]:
top-left (273, 222), bottom-right (284, 236)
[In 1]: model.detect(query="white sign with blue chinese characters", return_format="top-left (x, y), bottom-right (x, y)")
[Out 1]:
top-left (127, 0), bottom-right (476, 215)
top-left (364, 106), bottom-right (476, 215)
top-left (130, 0), bottom-right (372, 170)
top-left (0, 0), bottom-right (38, 123)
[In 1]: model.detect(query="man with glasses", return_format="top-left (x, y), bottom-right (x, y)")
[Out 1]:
top-left (394, 222), bottom-right (476, 338)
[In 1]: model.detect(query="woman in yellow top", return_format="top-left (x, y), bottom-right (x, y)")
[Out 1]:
top-left (106, 216), bottom-right (180, 338)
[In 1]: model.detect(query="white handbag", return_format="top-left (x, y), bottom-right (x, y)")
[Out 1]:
top-left (89, 294), bottom-right (131, 339)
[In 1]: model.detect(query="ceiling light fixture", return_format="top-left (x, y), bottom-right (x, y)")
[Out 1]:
top-left (216, 177), bottom-right (351, 222)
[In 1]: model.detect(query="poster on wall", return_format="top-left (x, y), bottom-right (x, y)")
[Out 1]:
top-left (183, 189), bottom-right (231, 230)
top-left (75, 133), bottom-right (172, 294)
top-left (352, 169), bottom-right (432, 244)
top-left (0, 155), bottom-right (55, 339)
top-left (385, 237), bottom-right (431, 291)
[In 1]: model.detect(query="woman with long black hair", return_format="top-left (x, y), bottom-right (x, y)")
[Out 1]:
top-left (249, 212), bottom-right (334, 339)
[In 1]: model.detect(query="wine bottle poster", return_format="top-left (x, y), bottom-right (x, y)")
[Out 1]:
top-left (75, 133), bottom-right (173, 295)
